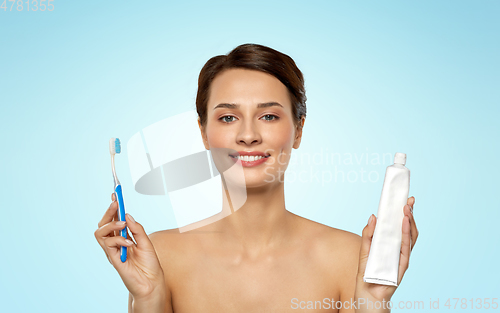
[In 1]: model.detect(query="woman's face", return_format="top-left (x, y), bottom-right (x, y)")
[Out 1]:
top-left (199, 68), bottom-right (304, 188)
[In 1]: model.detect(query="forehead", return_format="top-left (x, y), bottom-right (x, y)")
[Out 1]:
top-left (208, 68), bottom-right (290, 108)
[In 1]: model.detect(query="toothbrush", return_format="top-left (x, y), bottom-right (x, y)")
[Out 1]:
top-left (109, 138), bottom-right (127, 263)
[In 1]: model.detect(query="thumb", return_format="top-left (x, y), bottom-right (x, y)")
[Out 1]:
top-left (357, 214), bottom-right (376, 277)
top-left (125, 213), bottom-right (154, 249)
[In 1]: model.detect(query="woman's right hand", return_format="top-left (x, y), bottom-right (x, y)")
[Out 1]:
top-left (94, 193), bottom-right (167, 301)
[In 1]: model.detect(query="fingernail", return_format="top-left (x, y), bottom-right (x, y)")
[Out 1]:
top-left (126, 213), bottom-right (135, 223)
top-left (367, 214), bottom-right (373, 225)
top-left (410, 206), bottom-right (413, 214)
top-left (125, 239), bottom-right (133, 245)
top-left (116, 221), bottom-right (126, 226)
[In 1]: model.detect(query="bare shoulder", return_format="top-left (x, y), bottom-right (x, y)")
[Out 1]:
top-left (147, 228), bottom-right (197, 261)
top-left (289, 212), bottom-right (362, 296)
top-left (147, 226), bottom-right (219, 269)
top-left (148, 228), bottom-right (183, 248)
top-left (290, 212), bottom-right (361, 276)
top-left (291, 212), bottom-right (361, 251)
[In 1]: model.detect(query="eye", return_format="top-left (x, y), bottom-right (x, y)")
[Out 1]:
top-left (219, 115), bottom-right (237, 123)
top-left (261, 114), bottom-right (279, 121)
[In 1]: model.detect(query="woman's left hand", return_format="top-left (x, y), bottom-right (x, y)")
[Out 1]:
top-left (354, 196), bottom-right (418, 310)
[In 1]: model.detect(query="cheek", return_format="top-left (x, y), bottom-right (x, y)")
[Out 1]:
top-left (205, 123), bottom-right (231, 148)
top-left (263, 122), bottom-right (295, 152)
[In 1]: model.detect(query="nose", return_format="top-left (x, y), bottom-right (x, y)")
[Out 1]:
top-left (236, 119), bottom-right (261, 146)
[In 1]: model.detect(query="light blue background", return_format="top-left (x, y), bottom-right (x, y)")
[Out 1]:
top-left (1, 0), bottom-right (498, 311)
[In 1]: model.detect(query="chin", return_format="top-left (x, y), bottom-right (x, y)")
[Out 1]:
top-left (223, 170), bottom-right (278, 189)
top-left (244, 170), bottom-right (282, 188)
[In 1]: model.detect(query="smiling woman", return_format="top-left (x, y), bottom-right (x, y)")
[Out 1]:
top-left (95, 43), bottom-right (418, 313)
top-left (199, 66), bottom-right (304, 188)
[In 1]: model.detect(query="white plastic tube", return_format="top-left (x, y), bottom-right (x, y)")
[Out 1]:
top-left (364, 152), bottom-right (410, 286)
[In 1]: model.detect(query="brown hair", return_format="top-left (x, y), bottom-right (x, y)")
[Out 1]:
top-left (196, 43), bottom-right (307, 129)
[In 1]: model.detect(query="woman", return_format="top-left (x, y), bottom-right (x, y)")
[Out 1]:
top-left (95, 43), bottom-right (418, 312)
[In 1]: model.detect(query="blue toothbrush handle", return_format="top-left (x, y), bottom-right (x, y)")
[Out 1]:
top-left (115, 184), bottom-right (127, 262)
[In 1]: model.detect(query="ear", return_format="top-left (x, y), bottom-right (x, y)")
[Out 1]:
top-left (292, 116), bottom-right (305, 149)
top-left (198, 118), bottom-right (210, 150)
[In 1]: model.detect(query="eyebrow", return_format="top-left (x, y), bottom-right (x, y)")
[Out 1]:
top-left (213, 102), bottom-right (284, 110)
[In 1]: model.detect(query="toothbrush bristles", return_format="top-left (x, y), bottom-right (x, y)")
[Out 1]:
top-left (115, 138), bottom-right (121, 154)
top-left (109, 137), bottom-right (121, 155)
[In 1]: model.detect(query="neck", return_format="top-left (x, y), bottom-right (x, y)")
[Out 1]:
top-left (218, 179), bottom-right (291, 257)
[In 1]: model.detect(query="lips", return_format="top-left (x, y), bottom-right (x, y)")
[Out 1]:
top-left (229, 151), bottom-right (271, 167)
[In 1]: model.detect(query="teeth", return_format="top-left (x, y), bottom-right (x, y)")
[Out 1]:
top-left (235, 155), bottom-right (266, 161)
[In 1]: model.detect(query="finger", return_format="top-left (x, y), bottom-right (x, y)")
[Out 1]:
top-left (402, 205), bottom-right (414, 248)
top-left (110, 193), bottom-right (132, 240)
top-left (112, 209), bottom-right (119, 237)
top-left (125, 213), bottom-right (153, 250)
top-left (111, 192), bottom-right (117, 235)
top-left (98, 200), bottom-right (119, 229)
top-left (406, 197), bottom-right (415, 217)
top-left (407, 196), bottom-right (415, 208)
top-left (357, 214), bottom-right (376, 277)
top-left (407, 205), bottom-right (418, 250)
top-left (126, 226), bottom-right (135, 243)
top-left (95, 220), bottom-right (128, 245)
top-left (120, 222), bottom-right (135, 244)
top-left (398, 215), bottom-right (411, 284)
top-left (104, 235), bottom-right (135, 265)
